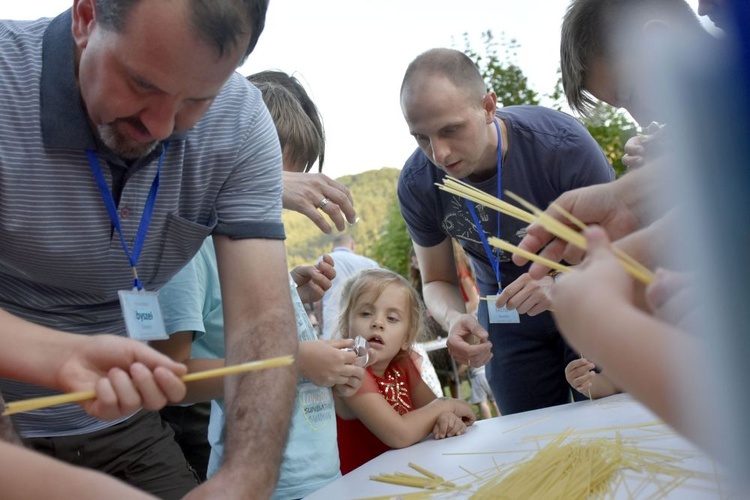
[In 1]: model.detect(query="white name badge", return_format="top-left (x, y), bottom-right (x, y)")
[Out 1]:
top-left (486, 295), bottom-right (521, 324)
top-left (118, 289), bottom-right (168, 341)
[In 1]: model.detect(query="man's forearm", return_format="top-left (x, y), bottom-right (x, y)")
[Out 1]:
top-left (221, 309), bottom-right (298, 496)
top-left (0, 309), bottom-right (77, 391)
top-left (423, 280), bottom-right (468, 332)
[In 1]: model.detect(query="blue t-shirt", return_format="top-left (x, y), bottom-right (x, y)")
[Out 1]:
top-left (398, 106), bottom-right (614, 335)
top-left (159, 239), bottom-right (340, 499)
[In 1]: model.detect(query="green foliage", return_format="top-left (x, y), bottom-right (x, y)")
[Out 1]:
top-left (547, 74), bottom-right (637, 178)
top-left (369, 197), bottom-right (412, 277)
top-left (584, 105), bottom-right (637, 178)
top-left (461, 30), bottom-right (540, 107)
top-left (283, 167), bottom-right (401, 268)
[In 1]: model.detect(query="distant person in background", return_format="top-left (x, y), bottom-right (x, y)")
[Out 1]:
top-left (319, 234), bottom-right (380, 340)
top-left (467, 365), bottom-right (501, 419)
top-left (305, 302), bottom-right (322, 338)
top-left (452, 239), bottom-right (480, 316)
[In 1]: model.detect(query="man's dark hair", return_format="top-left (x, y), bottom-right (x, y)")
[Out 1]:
top-left (95, 0), bottom-right (269, 63)
top-left (400, 48), bottom-right (486, 104)
top-left (561, 0), bottom-right (702, 117)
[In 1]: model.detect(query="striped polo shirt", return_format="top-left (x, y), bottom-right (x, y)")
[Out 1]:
top-left (0, 10), bottom-right (285, 437)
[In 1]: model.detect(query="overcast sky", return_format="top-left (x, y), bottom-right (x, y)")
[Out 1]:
top-left (1, 1), bottom-right (712, 179)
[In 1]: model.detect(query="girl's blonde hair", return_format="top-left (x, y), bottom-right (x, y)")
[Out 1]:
top-left (335, 268), bottom-right (426, 361)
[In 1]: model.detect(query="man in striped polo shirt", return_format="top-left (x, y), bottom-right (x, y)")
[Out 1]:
top-left (0, 1), bottom-right (297, 498)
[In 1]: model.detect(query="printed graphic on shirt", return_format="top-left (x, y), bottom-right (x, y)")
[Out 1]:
top-left (442, 197), bottom-right (511, 263)
top-left (299, 382), bottom-right (334, 431)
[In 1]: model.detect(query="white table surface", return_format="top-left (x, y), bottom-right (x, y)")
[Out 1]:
top-left (306, 394), bottom-right (725, 499)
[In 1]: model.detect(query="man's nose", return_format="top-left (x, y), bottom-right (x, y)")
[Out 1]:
top-left (430, 138), bottom-right (450, 165)
top-left (140, 97), bottom-right (179, 141)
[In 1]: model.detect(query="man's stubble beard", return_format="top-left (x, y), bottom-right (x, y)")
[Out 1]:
top-left (97, 123), bottom-right (158, 160)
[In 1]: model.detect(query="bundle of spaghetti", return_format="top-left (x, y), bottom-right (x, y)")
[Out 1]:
top-left (436, 178), bottom-right (536, 225)
top-left (503, 190), bottom-right (654, 285)
top-left (434, 177), bottom-right (654, 285)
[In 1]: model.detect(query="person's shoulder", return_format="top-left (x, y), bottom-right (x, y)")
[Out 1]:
top-left (398, 148), bottom-right (443, 197)
top-left (399, 148), bottom-right (436, 183)
top-left (0, 17), bottom-right (50, 39)
top-left (0, 17), bottom-right (49, 66)
top-left (499, 105), bottom-right (585, 133)
top-left (500, 105), bottom-right (599, 154)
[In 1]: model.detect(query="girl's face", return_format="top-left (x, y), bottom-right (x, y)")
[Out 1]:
top-left (348, 283), bottom-right (412, 369)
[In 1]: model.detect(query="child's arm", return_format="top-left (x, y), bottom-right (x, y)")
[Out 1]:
top-left (336, 391), bottom-right (473, 449)
top-left (150, 332), bottom-right (224, 404)
top-left (565, 358), bottom-right (620, 399)
top-left (336, 363), bottom-right (475, 449)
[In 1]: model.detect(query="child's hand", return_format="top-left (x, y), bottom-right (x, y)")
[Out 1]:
top-left (333, 363), bottom-right (366, 397)
top-left (565, 358), bottom-right (596, 395)
top-left (299, 339), bottom-right (360, 388)
top-left (432, 412), bottom-right (467, 439)
top-left (441, 398), bottom-right (477, 426)
top-left (290, 256), bottom-right (336, 303)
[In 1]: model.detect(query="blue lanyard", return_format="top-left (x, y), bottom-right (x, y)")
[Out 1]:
top-left (465, 119), bottom-right (503, 289)
top-left (86, 144), bottom-right (168, 291)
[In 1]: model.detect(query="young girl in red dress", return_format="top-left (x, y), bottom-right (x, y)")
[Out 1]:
top-left (333, 268), bottom-right (476, 474)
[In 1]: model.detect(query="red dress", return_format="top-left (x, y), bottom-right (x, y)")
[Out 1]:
top-left (336, 353), bottom-right (421, 474)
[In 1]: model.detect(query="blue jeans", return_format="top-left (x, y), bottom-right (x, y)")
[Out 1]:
top-left (478, 301), bottom-right (586, 415)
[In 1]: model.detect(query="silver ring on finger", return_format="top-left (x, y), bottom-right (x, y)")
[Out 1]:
top-left (318, 197), bottom-right (330, 209)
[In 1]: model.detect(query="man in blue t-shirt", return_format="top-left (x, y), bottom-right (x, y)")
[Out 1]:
top-left (397, 48), bottom-right (615, 415)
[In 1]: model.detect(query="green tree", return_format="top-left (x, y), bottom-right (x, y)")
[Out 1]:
top-left (547, 73), bottom-right (637, 178)
top-left (369, 196), bottom-right (411, 277)
top-left (462, 30), bottom-right (540, 107)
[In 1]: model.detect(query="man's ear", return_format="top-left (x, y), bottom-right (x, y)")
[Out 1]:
top-left (72, 0), bottom-right (97, 50)
top-left (483, 91), bottom-right (498, 123)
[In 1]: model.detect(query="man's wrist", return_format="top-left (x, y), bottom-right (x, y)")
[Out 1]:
top-left (444, 310), bottom-right (466, 333)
